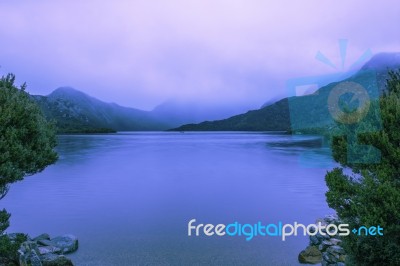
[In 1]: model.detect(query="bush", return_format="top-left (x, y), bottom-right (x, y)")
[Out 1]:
top-left (0, 73), bottom-right (58, 261)
top-left (325, 71), bottom-right (400, 265)
top-left (0, 233), bottom-right (28, 265)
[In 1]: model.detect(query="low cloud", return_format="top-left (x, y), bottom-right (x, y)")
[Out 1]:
top-left (0, 0), bottom-right (399, 110)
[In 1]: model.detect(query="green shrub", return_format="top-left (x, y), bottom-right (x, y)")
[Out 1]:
top-left (326, 71), bottom-right (400, 265)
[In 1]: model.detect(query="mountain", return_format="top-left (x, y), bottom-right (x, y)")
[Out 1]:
top-left (169, 98), bottom-right (291, 131)
top-left (33, 87), bottom-right (169, 133)
top-left (260, 95), bottom-right (285, 109)
top-left (31, 52), bottom-right (400, 133)
top-left (361, 52), bottom-right (400, 71)
top-left (171, 52), bottom-right (400, 132)
top-left (32, 87), bottom-right (257, 133)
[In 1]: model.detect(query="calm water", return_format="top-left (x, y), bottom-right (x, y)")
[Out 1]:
top-left (2, 132), bottom-right (334, 265)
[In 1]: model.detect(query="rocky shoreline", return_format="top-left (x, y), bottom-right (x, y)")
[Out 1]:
top-left (6, 233), bottom-right (78, 266)
top-left (6, 216), bottom-right (347, 265)
top-left (298, 214), bottom-right (347, 266)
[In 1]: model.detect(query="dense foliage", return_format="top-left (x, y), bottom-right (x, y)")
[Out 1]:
top-left (0, 74), bottom-right (58, 256)
top-left (0, 74), bottom-right (58, 191)
top-left (325, 71), bottom-right (400, 265)
top-left (0, 233), bottom-right (28, 265)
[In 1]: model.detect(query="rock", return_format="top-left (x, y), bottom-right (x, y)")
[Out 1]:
top-left (327, 245), bottom-right (345, 255)
top-left (19, 249), bottom-right (42, 266)
top-left (310, 235), bottom-right (320, 245)
top-left (298, 245), bottom-right (322, 264)
top-left (322, 251), bottom-right (338, 264)
top-left (38, 239), bottom-right (54, 246)
top-left (315, 218), bottom-right (328, 227)
top-left (38, 245), bottom-right (62, 255)
top-left (19, 251), bottom-right (29, 266)
top-left (34, 233), bottom-right (51, 242)
top-left (321, 261), bottom-right (337, 266)
top-left (308, 226), bottom-right (317, 234)
top-left (17, 233), bottom-right (76, 266)
top-left (329, 238), bottom-right (342, 246)
top-left (18, 241), bottom-right (43, 266)
top-left (50, 235), bottom-right (78, 254)
top-left (319, 240), bottom-right (334, 251)
top-left (20, 240), bottom-right (40, 255)
top-left (41, 254), bottom-right (73, 266)
top-left (305, 215), bottom-right (346, 266)
top-left (30, 250), bottom-right (43, 266)
top-left (324, 214), bottom-right (338, 224)
top-left (316, 232), bottom-right (331, 241)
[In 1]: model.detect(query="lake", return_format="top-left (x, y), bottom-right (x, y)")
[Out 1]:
top-left (2, 132), bottom-right (334, 265)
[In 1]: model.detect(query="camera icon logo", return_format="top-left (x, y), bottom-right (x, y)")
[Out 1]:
top-left (328, 81), bottom-right (370, 125)
top-left (286, 40), bottom-right (382, 167)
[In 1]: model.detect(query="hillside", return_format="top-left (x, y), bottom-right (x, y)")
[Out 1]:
top-left (170, 52), bottom-right (400, 132)
top-left (171, 98), bottom-right (291, 131)
top-left (32, 87), bottom-right (255, 133)
top-left (33, 87), bottom-right (168, 133)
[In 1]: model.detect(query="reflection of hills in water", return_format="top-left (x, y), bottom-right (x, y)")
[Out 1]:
top-left (266, 136), bottom-right (334, 168)
top-left (266, 137), bottom-right (324, 149)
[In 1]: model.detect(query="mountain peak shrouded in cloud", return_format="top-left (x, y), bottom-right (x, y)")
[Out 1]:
top-left (33, 86), bottom-right (254, 132)
top-left (23, 52), bottom-right (400, 133)
top-left (1, 1), bottom-right (400, 110)
top-left (49, 86), bottom-right (84, 96)
top-left (34, 87), bottom-right (166, 133)
top-left (361, 52), bottom-right (400, 71)
top-left (49, 87), bottom-right (90, 101)
top-left (171, 51), bottom-right (400, 132)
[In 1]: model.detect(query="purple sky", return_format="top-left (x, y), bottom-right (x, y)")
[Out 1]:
top-left (0, 1), bottom-right (399, 110)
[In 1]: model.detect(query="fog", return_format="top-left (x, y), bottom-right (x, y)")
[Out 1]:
top-left (0, 0), bottom-right (399, 110)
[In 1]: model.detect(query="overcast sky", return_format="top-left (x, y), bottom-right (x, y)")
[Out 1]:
top-left (0, 1), bottom-right (399, 110)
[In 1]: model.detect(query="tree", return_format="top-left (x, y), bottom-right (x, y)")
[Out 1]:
top-left (0, 73), bottom-right (58, 263)
top-left (325, 70), bottom-right (400, 265)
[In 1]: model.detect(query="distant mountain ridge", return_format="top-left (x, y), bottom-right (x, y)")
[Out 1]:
top-left (32, 87), bottom-right (254, 133)
top-left (31, 52), bottom-right (400, 133)
top-left (33, 87), bottom-right (168, 133)
top-left (171, 52), bottom-right (400, 132)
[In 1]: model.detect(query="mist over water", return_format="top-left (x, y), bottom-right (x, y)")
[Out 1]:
top-left (3, 132), bottom-right (334, 265)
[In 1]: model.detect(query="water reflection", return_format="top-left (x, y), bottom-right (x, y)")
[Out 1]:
top-left (3, 132), bottom-right (334, 265)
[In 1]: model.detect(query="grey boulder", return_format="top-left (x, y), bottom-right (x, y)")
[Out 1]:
top-left (50, 235), bottom-right (78, 254)
top-left (41, 254), bottom-right (73, 266)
